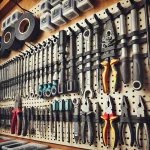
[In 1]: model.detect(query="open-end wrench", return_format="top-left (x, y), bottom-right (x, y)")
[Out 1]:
top-left (51, 38), bottom-right (59, 97)
top-left (45, 39), bottom-right (53, 98)
top-left (83, 27), bottom-right (94, 99)
top-left (67, 28), bottom-right (78, 93)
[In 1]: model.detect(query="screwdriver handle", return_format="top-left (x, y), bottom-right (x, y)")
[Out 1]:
top-left (81, 113), bottom-right (86, 144)
top-left (65, 99), bottom-right (72, 111)
top-left (133, 54), bottom-right (142, 90)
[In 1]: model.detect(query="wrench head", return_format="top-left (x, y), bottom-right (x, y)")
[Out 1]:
top-left (83, 88), bottom-right (94, 99)
top-left (81, 98), bottom-right (90, 113)
top-left (67, 80), bottom-right (78, 92)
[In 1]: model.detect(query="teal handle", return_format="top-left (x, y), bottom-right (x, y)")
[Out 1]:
top-left (65, 99), bottom-right (72, 111)
top-left (59, 99), bottom-right (65, 111)
top-left (39, 84), bottom-right (43, 98)
top-left (52, 100), bottom-right (59, 111)
top-left (43, 84), bottom-right (48, 97)
top-left (45, 83), bottom-right (52, 98)
top-left (51, 80), bottom-right (58, 96)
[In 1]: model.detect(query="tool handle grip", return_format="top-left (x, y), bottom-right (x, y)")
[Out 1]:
top-left (81, 113), bottom-right (86, 144)
top-left (133, 54), bottom-right (143, 90)
top-left (11, 111), bottom-right (17, 134)
top-left (87, 112), bottom-right (94, 146)
top-left (16, 110), bottom-right (22, 135)
top-left (110, 59), bottom-right (119, 92)
top-left (101, 61), bottom-right (109, 93)
top-left (121, 58), bottom-right (130, 84)
top-left (22, 116), bottom-right (28, 136)
top-left (110, 116), bottom-right (119, 148)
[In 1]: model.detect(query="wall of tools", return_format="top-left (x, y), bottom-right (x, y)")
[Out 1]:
top-left (0, 0), bottom-right (150, 150)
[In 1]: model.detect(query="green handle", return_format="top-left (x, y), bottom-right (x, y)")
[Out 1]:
top-left (65, 99), bottom-right (72, 111)
top-left (52, 100), bottom-right (59, 111)
top-left (59, 99), bottom-right (65, 111)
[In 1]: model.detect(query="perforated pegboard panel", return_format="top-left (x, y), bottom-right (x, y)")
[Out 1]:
top-left (0, 0), bottom-right (150, 150)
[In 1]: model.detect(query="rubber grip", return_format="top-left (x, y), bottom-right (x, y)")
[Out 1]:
top-left (110, 116), bottom-right (118, 148)
top-left (22, 114), bottom-right (28, 136)
top-left (81, 113), bottom-right (86, 144)
top-left (101, 116), bottom-right (109, 146)
top-left (11, 110), bottom-right (17, 134)
top-left (121, 57), bottom-right (130, 84)
top-left (119, 122), bottom-right (124, 145)
top-left (87, 112), bottom-right (94, 146)
top-left (110, 59), bottom-right (119, 92)
top-left (144, 123), bottom-right (150, 150)
top-left (101, 61), bottom-right (109, 93)
top-left (128, 122), bottom-right (134, 146)
top-left (16, 109), bottom-right (22, 135)
top-left (133, 54), bottom-right (143, 90)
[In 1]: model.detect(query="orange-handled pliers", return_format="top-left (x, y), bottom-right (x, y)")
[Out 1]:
top-left (101, 19), bottom-right (119, 94)
top-left (101, 96), bottom-right (118, 148)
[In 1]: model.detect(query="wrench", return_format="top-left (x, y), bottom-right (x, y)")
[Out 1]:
top-left (83, 28), bottom-right (94, 99)
top-left (51, 38), bottom-right (59, 97)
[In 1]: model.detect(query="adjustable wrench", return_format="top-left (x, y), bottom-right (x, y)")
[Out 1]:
top-left (45, 39), bottom-right (53, 98)
top-left (51, 38), bottom-right (59, 97)
top-left (67, 28), bottom-right (78, 93)
top-left (83, 28), bottom-right (94, 99)
top-left (58, 30), bottom-right (67, 94)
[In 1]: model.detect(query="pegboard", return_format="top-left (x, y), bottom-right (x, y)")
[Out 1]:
top-left (0, 0), bottom-right (150, 150)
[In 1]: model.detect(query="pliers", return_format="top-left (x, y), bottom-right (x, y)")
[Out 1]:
top-left (81, 97), bottom-right (94, 146)
top-left (136, 96), bottom-right (149, 150)
top-left (101, 96), bottom-right (118, 148)
top-left (101, 18), bottom-right (119, 94)
top-left (11, 94), bottom-right (22, 135)
top-left (119, 96), bottom-right (134, 146)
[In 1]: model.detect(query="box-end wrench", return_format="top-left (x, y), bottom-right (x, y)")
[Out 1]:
top-left (67, 27), bottom-right (78, 93)
top-left (83, 27), bottom-right (94, 99)
top-left (51, 38), bottom-right (59, 97)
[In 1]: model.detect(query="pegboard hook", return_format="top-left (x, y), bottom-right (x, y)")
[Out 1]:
top-left (85, 19), bottom-right (92, 29)
top-left (105, 8), bottom-right (113, 20)
top-left (117, 2), bottom-right (124, 13)
top-left (76, 23), bottom-right (84, 32)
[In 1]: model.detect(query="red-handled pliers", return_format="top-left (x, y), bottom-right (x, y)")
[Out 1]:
top-left (11, 94), bottom-right (22, 135)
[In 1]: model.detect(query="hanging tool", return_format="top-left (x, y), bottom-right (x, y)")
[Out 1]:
top-left (117, 2), bottom-right (130, 84)
top-left (144, 0), bottom-right (150, 68)
top-left (93, 14), bottom-right (101, 93)
top-left (41, 108), bottom-right (45, 137)
top-left (58, 99), bottom-right (65, 141)
top-left (49, 104), bottom-right (53, 137)
top-left (36, 107), bottom-right (40, 132)
top-left (101, 9), bottom-right (119, 94)
top-left (52, 100), bottom-right (59, 140)
top-left (45, 39), bottom-right (53, 98)
top-left (130, 0), bottom-right (143, 90)
top-left (65, 99), bottom-right (72, 143)
top-left (136, 96), bottom-right (149, 150)
top-left (58, 30), bottom-right (67, 94)
top-left (101, 96), bottom-right (118, 148)
top-left (51, 38), bottom-right (59, 97)
top-left (95, 102), bottom-right (100, 141)
top-left (38, 44), bottom-right (44, 98)
top-left (11, 94), bottom-right (22, 135)
top-left (83, 20), bottom-right (94, 99)
top-left (22, 106), bottom-right (28, 136)
top-left (81, 97), bottom-right (94, 146)
top-left (67, 27), bottom-right (78, 93)
top-left (30, 106), bottom-right (35, 134)
top-left (119, 96), bottom-right (134, 146)
top-left (42, 41), bottom-right (49, 98)
top-left (76, 23), bottom-right (84, 95)
top-left (27, 108), bottom-right (31, 136)
top-left (44, 107), bottom-right (49, 137)
top-left (73, 98), bottom-right (80, 144)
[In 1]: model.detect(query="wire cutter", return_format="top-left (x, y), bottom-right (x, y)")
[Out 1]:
top-left (11, 94), bottom-right (22, 135)
top-left (101, 96), bottom-right (118, 148)
top-left (136, 96), bottom-right (149, 150)
top-left (119, 96), bottom-right (134, 146)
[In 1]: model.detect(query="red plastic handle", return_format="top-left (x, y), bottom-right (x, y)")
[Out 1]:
top-left (11, 110), bottom-right (17, 134)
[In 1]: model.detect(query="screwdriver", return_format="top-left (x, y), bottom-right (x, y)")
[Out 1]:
top-left (130, 0), bottom-right (143, 90)
top-left (52, 100), bottom-right (59, 140)
top-left (95, 102), bottom-right (100, 141)
top-left (58, 99), bottom-right (65, 142)
top-left (49, 104), bottom-right (53, 137)
top-left (65, 99), bottom-right (72, 143)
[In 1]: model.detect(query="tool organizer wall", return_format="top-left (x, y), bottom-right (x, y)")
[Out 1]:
top-left (0, 0), bottom-right (150, 150)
